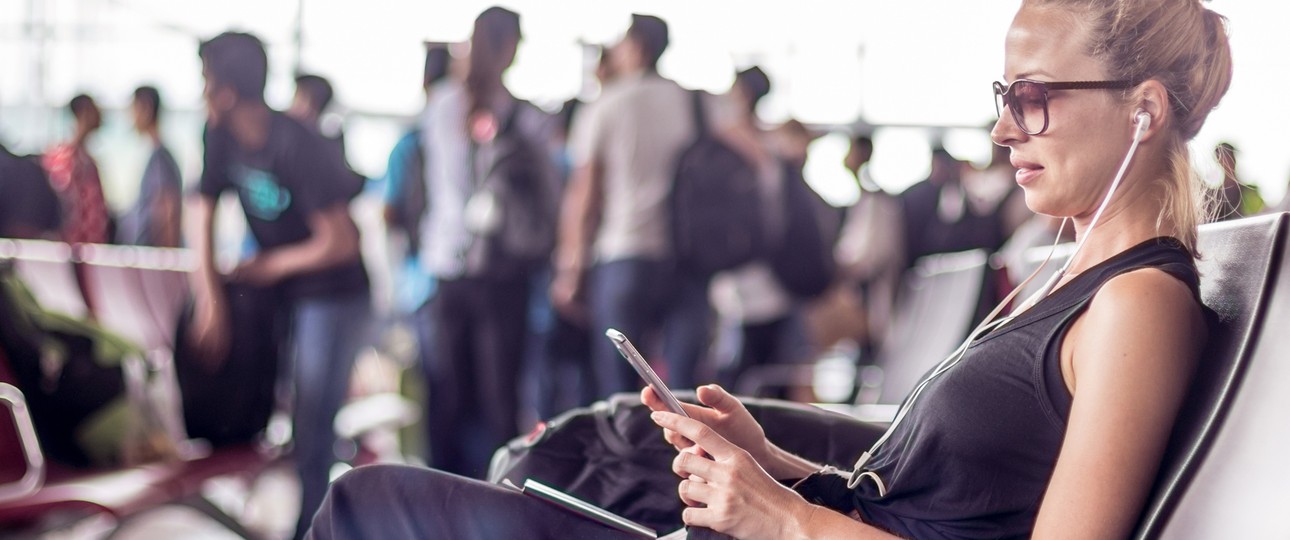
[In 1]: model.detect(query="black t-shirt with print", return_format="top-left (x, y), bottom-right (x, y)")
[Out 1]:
top-left (199, 113), bottom-right (368, 300)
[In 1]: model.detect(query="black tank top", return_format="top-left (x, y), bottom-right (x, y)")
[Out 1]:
top-left (851, 237), bottom-right (1201, 540)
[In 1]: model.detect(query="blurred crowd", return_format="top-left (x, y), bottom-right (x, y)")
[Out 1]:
top-left (0, 6), bottom-right (1282, 539)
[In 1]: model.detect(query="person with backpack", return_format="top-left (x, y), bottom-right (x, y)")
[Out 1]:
top-left (552, 14), bottom-right (718, 399)
top-left (416, 7), bottom-right (560, 480)
top-left (382, 45), bottom-right (454, 439)
top-left (188, 32), bottom-right (371, 540)
top-left (710, 67), bottom-right (836, 397)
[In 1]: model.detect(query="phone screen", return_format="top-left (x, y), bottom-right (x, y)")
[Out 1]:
top-left (605, 329), bottom-right (689, 417)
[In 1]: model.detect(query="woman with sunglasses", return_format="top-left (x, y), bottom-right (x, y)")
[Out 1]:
top-left (305, 1), bottom-right (1231, 538)
top-left (640, 1), bottom-right (1232, 539)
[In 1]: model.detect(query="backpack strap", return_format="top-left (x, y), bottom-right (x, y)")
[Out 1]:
top-left (690, 91), bottom-right (707, 135)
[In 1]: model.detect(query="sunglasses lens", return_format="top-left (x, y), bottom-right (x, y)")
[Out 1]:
top-left (1011, 81), bottom-right (1047, 134)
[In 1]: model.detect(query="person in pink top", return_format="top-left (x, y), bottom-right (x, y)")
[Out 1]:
top-left (42, 94), bottom-right (111, 246)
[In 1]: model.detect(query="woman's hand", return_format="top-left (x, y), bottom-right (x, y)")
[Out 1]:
top-left (641, 384), bottom-right (771, 466)
top-left (651, 410), bottom-right (815, 540)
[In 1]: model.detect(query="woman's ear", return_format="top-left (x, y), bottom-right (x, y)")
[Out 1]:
top-left (1134, 79), bottom-right (1170, 142)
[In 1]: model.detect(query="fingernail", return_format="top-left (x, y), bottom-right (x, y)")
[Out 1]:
top-left (650, 411), bottom-right (663, 421)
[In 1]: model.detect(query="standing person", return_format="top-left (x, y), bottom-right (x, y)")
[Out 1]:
top-left (288, 73), bottom-right (364, 200)
top-left (306, 0), bottom-right (1232, 538)
top-left (417, 6), bottom-right (558, 479)
top-left (42, 94), bottom-right (111, 246)
top-left (188, 31), bottom-right (371, 540)
top-left (552, 14), bottom-right (713, 398)
top-left (382, 44), bottom-right (453, 461)
top-left (834, 133), bottom-right (905, 354)
top-left (709, 67), bottom-right (808, 395)
top-left (898, 146), bottom-right (1008, 269)
top-left (118, 85), bottom-right (183, 247)
top-left (383, 44), bottom-right (454, 264)
top-left (1213, 142), bottom-right (1264, 220)
top-left (288, 74), bottom-right (343, 155)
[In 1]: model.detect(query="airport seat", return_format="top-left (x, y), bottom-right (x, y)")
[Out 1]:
top-left (1134, 212), bottom-right (1289, 539)
top-left (0, 243), bottom-right (277, 537)
top-left (0, 347), bottom-right (44, 506)
top-left (865, 248), bottom-right (992, 405)
top-left (0, 240), bottom-right (87, 320)
top-left (735, 249), bottom-right (994, 409)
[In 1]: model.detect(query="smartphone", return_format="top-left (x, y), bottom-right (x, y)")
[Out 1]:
top-left (605, 329), bottom-right (689, 417)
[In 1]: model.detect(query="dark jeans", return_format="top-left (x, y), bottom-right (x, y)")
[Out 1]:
top-left (423, 277), bottom-right (530, 479)
top-left (717, 312), bottom-right (809, 398)
top-left (590, 258), bottom-right (711, 398)
top-left (290, 292), bottom-right (372, 540)
top-left (305, 465), bottom-right (648, 539)
top-left (525, 269), bottom-right (595, 421)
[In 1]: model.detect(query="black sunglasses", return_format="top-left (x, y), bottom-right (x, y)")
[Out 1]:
top-left (993, 79), bottom-right (1137, 135)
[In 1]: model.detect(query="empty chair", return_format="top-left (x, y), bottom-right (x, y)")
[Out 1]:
top-left (77, 244), bottom-right (191, 353)
top-left (867, 249), bottom-right (992, 405)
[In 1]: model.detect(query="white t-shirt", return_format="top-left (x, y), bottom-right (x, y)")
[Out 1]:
top-left (417, 80), bottom-right (553, 278)
top-left (569, 72), bottom-right (702, 263)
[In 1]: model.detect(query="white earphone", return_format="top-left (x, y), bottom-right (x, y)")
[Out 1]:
top-left (1134, 108), bottom-right (1152, 134)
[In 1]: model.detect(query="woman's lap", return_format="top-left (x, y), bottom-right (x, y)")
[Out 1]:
top-left (306, 464), bottom-right (648, 539)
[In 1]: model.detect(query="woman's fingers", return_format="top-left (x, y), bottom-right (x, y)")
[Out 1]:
top-left (641, 386), bottom-right (707, 418)
top-left (681, 506), bottom-right (713, 529)
top-left (695, 384), bottom-right (744, 415)
top-left (663, 429), bottom-right (695, 450)
top-left (678, 477), bottom-right (714, 507)
top-left (652, 412), bottom-right (739, 460)
top-left (672, 445), bottom-right (719, 479)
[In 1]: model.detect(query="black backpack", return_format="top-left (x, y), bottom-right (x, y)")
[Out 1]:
top-left (669, 92), bottom-right (764, 278)
top-left (766, 162), bottom-right (840, 298)
top-left (466, 102), bottom-right (560, 280)
top-left (174, 281), bottom-right (281, 448)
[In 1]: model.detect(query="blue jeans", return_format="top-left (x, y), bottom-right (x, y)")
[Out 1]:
top-left (290, 292), bottom-right (372, 540)
top-left (590, 258), bottom-right (711, 398)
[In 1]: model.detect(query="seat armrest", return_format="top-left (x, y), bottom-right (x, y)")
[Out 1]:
top-left (0, 383), bottom-right (46, 503)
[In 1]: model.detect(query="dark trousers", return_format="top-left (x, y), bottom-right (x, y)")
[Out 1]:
top-left (305, 465), bottom-right (646, 539)
top-left (423, 277), bottom-right (529, 478)
top-left (717, 313), bottom-right (808, 398)
top-left (589, 258), bottom-right (711, 398)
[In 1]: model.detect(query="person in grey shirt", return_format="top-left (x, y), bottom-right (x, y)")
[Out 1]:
top-left (119, 85), bottom-right (182, 247)
top-left (553, 14), bottom-right (714, 398)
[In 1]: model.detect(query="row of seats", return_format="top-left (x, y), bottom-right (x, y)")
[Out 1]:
top-left (0, 241), bottom-right (274, 537)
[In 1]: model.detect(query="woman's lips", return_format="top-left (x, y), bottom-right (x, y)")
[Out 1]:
top-left (1015, 167), bottom-right (1043, 186)
top-left (1011, 158), bottom-right (1043, 186)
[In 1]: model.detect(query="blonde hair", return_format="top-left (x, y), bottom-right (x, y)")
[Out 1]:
top-left (1027, 0), bottom-right (1234, 251)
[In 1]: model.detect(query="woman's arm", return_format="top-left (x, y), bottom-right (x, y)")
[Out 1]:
top-left (1033, 268), bottom-right (1206, 538)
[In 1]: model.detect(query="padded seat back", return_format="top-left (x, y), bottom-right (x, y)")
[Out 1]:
top-left (1134, 213), bottom-right (1288, 539)
top-left (79, 263), bottom-right (188, 353)
top-left (869, 249), bottom-right (990, 404)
